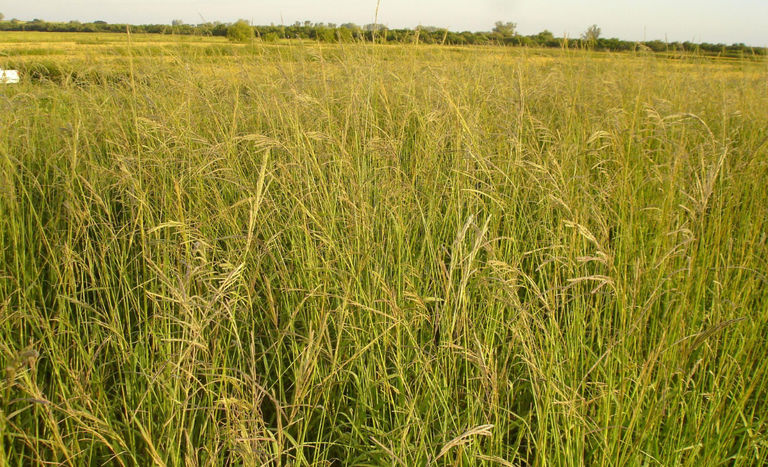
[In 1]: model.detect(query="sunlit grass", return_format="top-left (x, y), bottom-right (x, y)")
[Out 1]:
top-left (1, 35), bottom-right (767, 466)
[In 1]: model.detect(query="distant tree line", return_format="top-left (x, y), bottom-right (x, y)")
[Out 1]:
top-left (0, 17), bottom-right (764, 57)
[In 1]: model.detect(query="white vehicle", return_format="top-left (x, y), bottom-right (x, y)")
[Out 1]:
top-left (0, 69), bottom-right (20, 84)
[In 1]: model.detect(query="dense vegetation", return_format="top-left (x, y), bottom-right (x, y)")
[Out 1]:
top-left (0, 17), bottom-right (765, 56)
top-left (1, 34), bottom-right (767, 466)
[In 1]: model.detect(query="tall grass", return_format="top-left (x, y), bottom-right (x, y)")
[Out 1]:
top-left (1, 39), bottom-right (767, 466)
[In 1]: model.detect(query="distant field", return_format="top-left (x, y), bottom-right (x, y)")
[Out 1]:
top-left (1, 32), bottom-right (767, 466)
top-left (0, 31), bottom-right (222, 43)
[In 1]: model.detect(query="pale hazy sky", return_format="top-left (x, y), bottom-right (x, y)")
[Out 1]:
top-left (2, 0), bottom-right (766, 46)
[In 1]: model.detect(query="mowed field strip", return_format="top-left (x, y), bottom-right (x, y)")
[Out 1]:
top-left (1, 31), bottom-right (767, 466)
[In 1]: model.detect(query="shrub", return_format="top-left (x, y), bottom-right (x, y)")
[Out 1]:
top-left (263, 32), bottom-right (279, 43)
top-left (226, 20), bottom-right (254, 43)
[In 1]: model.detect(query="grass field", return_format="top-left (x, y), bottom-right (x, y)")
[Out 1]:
top-left (1, 32), bottom-right (767, 466)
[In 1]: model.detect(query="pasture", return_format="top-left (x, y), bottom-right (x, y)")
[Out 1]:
top-left (1, 32), bottom-right (767, 466)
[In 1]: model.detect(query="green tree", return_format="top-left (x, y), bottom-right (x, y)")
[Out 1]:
top-left (336, 27), bottom-right (353, 42)
top-left (0, 13), bottom-right (5, 22)
top-left (315, 27), bottom-right (335, 42)
top-left (537, 30), bottom-right (555, 42)
top-left (227, 20), bottom-right (254, 42)
top-left (583, 24), bottom-right (601, 44)
top-left (492, 21), bottom-right (516, 37)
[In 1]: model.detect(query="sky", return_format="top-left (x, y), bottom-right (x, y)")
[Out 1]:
top-left (2, 0), bottom-right (766, 46)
